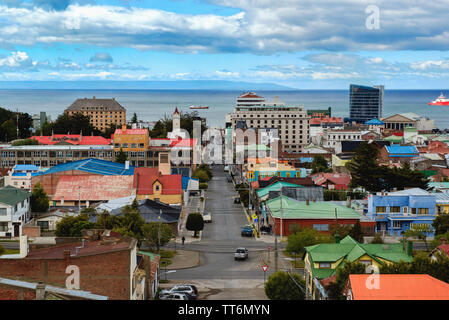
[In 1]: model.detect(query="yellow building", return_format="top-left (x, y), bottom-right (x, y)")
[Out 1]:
top-left (113, 125), bottom-right (149, 152)
top-left (303, 235), bottom-right (413, 300)
top-left (244, 157), bottom-right (306, 182)
top-left (331, 154), bottom-right (350, 173)
top-left (65, 97), bottom-right (126, 132)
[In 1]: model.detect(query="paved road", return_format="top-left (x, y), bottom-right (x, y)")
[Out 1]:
top-left (168, 165), bottom-right (286, 284)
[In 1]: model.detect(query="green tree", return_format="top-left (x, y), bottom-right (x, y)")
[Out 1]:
top-left (50, 113), bottom-right (101, 135)
top-left (433, 215), bottom-right (449, 236)
top-left (113, 206), bottom-right (146, 241)
top-left (142, 222), bottom-right (173, 251)
top-left (186, 213), bottom-right (204, 237)
top-left (30, 182), bottom-right (49, 213)
top-left (149, 111), bottom-right (207, 138)
top-left (265, 271), bottom-right (305, 300)
top-left (329, 224), bottom-right (352, 239)
top-left (131, 112), bottom-right (138, 123)
top-left (370, 233), bottom-right (384, 244)
top-left (11, 139), bottom-right (39, 146)
top-left (325, 261), bottom-right (366, 300)
top-left (405, 225), bottom-right (430, 251)
top-left (286, 227), bottom-right (333, 255)
top-left (115, 148), bottom-right (128, 164)
top-left (192, 169), bottom-right (210, 183)
top-left (55, 214), bottom-right (94, 237)
top-left (0, 119), bottom-right (16, 142)
top-left (349, 221), bottom-right (364, 243)
top-left (311, 155), bottom-right (331, 174)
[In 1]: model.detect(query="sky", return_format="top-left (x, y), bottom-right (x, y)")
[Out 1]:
top-left (1, 0), bottom-right (449, 89)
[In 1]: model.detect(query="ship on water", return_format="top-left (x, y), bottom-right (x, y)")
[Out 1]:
top-left (189, 105), bottom-right (209, 109)
top-left (428, 93), bottom-right (449, 106)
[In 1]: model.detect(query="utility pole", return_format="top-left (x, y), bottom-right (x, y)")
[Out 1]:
top-left (78, 186), bottom-right (81, 214)
top-left (158, 209), bottom-right (162, 254)
top-left (274, 237), bottom-right (278, 272)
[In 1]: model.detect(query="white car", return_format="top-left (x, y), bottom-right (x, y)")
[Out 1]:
top-left (159, 293), bottom-right (189, 300)
top-left (224, 165), bottom-right (229, 172)
top-left (203, 212), bottom-right (212, 223)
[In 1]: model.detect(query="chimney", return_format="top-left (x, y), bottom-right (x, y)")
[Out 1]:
top-left (125, 160), bottom-right (130, 170)
top-left (346, 196), bottom-right (351, 208)
top-left (61, 196), bottom-right (64, 206)
top-left (35, 282), bottom-right (46, 300)
top-left (334, 233), bottom-right (341, 244)
top-left (80, 130), bottom-right (82, 140)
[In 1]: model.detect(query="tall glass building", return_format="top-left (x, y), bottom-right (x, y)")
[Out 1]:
top-left (349, 84), bottom-right (384, 123)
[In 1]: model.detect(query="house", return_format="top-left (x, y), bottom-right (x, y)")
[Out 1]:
top-left (265, 196), bottom-right (374, 236)
top-left (435, 192), bottom-right (449, 215)
top-left (430, 238), bottom-right (449, 260)
top-left (311, 172), bottom-right (351, 190)
top-left (256, 181), bottom-right (304, 201)
top-left (5, 165), bottom-right (42, 190)
top-left (365, 118), bottom-right (385, 133)
top-left (418, 140), bottom-right (449, 156)
top-left (429, 182), bottom-right (449, 193)
top-left (22, 212), bottom-right (67, 238)
top-left (380, 144), bottom-right (419, 163)
top-left (0, 186), bottom-right (31, 238)
top-left (110, 199), bottom-right (182, 235)
top-left (0, 231), bottom-right (147, 300)
top-left (133, 167), bottom-right (183, 204)
top-left (303, 235), bottom-right (413, 300)
top-left (367, 188), bottom-right (436, 236)
top-left (344, 274), bottom-right (449, 300)
top-left (137, 251), bottom-right (160, 299)
top-left (244, 157), bottom-right (306, 183)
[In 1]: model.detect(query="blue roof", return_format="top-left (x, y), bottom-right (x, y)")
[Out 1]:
top-left (34, 158), bottom-right (135, 176)
top-left (13, 164), bottom-right (40, 171)
top-left (386, 145), bottom-right (418, 156)
top-left (365, 118), bottom-right (385, 125)
top-left (12, 172), bottom-right (40, 177)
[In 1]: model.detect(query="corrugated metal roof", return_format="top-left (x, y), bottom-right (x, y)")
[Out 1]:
top-left (36, 158), bottom-right (134, 176)
top-left (0, 186), bottom-right (31, 206)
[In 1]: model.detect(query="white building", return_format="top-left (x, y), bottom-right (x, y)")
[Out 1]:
top-left (0, 186), bottom-right (31, 238)
top-left (236, 92), bottom-right (266, 107)
top-left (321, 128), bottom-right (363, 150)
top-left (5, 164), bottom-right (42, 190)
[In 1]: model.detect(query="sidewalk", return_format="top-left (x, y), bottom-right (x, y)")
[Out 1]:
top-left (166, 250), bottom-right (201, 270)
top-left (177, 195), bottom-right (206, 244)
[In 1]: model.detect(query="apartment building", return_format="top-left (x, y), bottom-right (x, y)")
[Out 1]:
top-left (65, 97), bottom-right (126, 132)
top-left (321, 128), bottom-right (363, 150)
top-left (349, 84), bottom-right (384, 123)
top-left (228, 105), bottom-right (310, 153)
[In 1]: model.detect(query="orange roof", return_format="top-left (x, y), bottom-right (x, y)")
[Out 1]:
top-left (348, 274), bottom-right (449, 300)
top-left (114, 128), bottom-right (148, 135)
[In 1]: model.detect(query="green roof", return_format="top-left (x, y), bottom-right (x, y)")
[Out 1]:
top-left (383, 135), bottom-right (403, 142)
top-left (244, 144), bottom-right (271, 151)
top-left (256, 181), bottom-right (303, 198)
top-left (419, 170), bottom-right (438, 178)
top-left (138, 251), bottom-right (161, 261)
top-left (266, 197), bottom-right (361, 220)
top-left (305, 236), bottom-right (413, 279)
top-left (429, 182), bottom-right (449, 189)
top-left (0, 186), bottom-right (31, 206)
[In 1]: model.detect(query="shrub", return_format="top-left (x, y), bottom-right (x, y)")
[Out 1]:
top-left (186, 213), bottom-right (204, 237)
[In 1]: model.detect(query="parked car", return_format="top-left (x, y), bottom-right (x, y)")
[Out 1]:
top-left (227, 175), bottom-right (233, 182)
top-left (203, 212), bottom-right (212, 223)
top-left (234, 248), bottom-right (249, 260)
top-left (160, 285), bottom-right (198, 300)
top-left (241, 225), bottom-right (254, 237)
top-left (224, 165), bottom-right (229, 172)
top-left (159, 293), bottom-right (189, 300)
top-left (260, 225), bottom-right (272, 235)
top-left (234, 196), bottom-right (241, 204)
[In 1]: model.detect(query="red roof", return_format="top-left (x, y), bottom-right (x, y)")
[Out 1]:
top-left (26, 239), bottom-right (133, 259)
top-left (133, 167), bottom-right (182, 195)
top-left (239, 92), bottom-right (263, 99)
top-left (310, 117), bottom-right (343, 126)
top-left (169, 138), bottom-right (196, 148)
top-left (52, 175), bottom-right (134, 201)
top-left (348, 274), bottom-right (449, 300)
top-left (31, 135), bottom-right (111, 145)
top-left (311, 172), bottom-right (351, 188)
top-left (437, 244), bottom-right (449, 256)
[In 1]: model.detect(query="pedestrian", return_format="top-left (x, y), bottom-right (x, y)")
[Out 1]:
top-left (182, 236), bottom-right (185, 246)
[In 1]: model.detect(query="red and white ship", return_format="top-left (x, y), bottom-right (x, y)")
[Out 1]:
top-left (428, 93), bottom-right (449, 106)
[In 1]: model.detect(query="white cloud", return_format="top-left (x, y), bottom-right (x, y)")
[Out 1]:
top-left (1, 1), bottom-right (449, 54)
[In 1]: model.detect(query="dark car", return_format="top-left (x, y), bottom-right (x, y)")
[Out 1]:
top-left (234, 197), bottom-right (241, 204)
top-left (241, 225), bottom-right (254, 237)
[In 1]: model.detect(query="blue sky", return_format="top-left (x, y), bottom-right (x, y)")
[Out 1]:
top-left (1, 0), bottom-right (449, 89)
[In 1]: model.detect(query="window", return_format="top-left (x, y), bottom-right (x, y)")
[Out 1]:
top-left (390, 206), bottom-right (401, 213)
top-left (319, 262), bottom-right (331, 269)
top-left (0, 222), bottom-right (8, 232)
top-left (359, 260), bottom-right (372, 266)
top-left (89, 151), bottom-right (96, 157)
top-left (418, 208), bottom-right (429, 215)
top-left (49, 151), bottom-right (56, 158)
top-left (131, 143), bottom-right (137, 148)
top-left (313, 224), bottom-right (329, 231)
top-left (0, 208), bottom-right (7, 216)
top-left (411, 208), bottom-right (417, 215)
top-left (376, 207), bottom-right (386, 213)
top-left (393, 221), bottom-right (401, 229)
top-left (131, 152), bottom-right (137, 158)
top-left (115, 143), bottom-right (120, 148)
top-left (37, 221), bottom-right (49, 230)
top-left (122, 143), bottom-right (128, 148)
